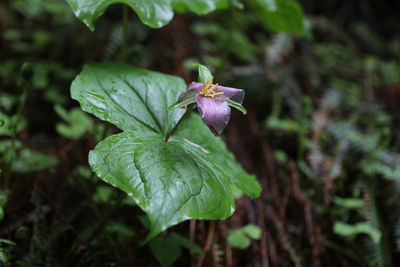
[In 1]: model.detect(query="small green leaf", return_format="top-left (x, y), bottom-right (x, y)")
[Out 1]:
top-left (273, 150), bottom-right (288, 164)
top-left (334, 197), bottom-right (364, 209)
top-left (92, 186), bottom-right (114, 203)
top-left (195, 64), bottom-right (212, 84)
top-left (333, 221), bottom-right (381, 244)
top-left (0, 249), bottom-right (7, 264)
top-left (0, 112), bottom-right (26, 136)
top-left (11, 149), bottom-right (58, 173)
top-left (168, 90), bottom-right (197, 110)
top-left (150, 232), bottom-right (203, 267)
top-left (242, 224), bottom-right (262, 239)
top-left (266, 116), bottom-right (299, 132)
top-left (55, 105), bottom-right (93, 140)
top-left (170, 232), bottom-right (203, 255)
top-left (150, 235), bottom-right (182, 267)
top-left (228, 224), bottom-right (261, 249)
top-left (105, 222), bottom-right (135, 241)
top-left (227, 99), bottom-right (247, 114)
top-left (0, 239), bottom-right (16, 246)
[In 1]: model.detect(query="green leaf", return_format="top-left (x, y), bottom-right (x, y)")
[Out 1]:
top-left (0, 112), bottom-right (26, 136)
top-left (228, 224), bottom-right (262, 249)
top-left (172, 0), bottom-right (229, 15)
top-left (333, 221), bottom-right (382, 244)
top-left (0, 239), bottom-right (16, 246)
top-left (89, 132), bottom-right (235, 241)
top-left (54, 105), bottom-right (93, 140)
top-left (168, 90), bottom-right (197, 110)
top-left (266, 116), bottom-right (300, 132)
top-left (71, 62), bottom-right (185, 137)
top-left (92, 185), bottom-right (114, 203)
top-left (230, 183), bottom-right (243, 199)
top-left (334, 197), bottom-right (364, 209)
top-left (150, 232), bottom-right (202, 267)
top-left (66, 0), bottom-right (233, 31)
top-left (0, 190), bottom-right (10, 221)
top-left (105, 221), bottom-right (135, 241)
top-left (195, 64), bottom-right (212, 84)
top-left (174, 113), bottom-right (261, 199)
top-left (72, 62), bottom-right (261, 241)
top-left (11, 149), bottom-right (59, 173)
top-left (0, 239), bottom-right (15, 264)
top-left (242, 224), bottom-right (262, 239)
top-left (150, 235), bottom-right (182, 267)
top-left (250, 0), bottom-right (309, 36)
top-left (227, 99), bottom-right (247, 114)
top-left (170, 232), bottom-right (203, 255)
top-left (0, 249), bottom-right (7, 265)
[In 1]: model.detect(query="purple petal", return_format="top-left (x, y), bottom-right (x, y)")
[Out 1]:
top-left (187, 82), bottom-right (205, 92)
top-left (196, 94), bottom-right (231, 136)
top-left (178, 82), bottom-right (205, 100)
top-left (214, 86), bottom-right (244, 104)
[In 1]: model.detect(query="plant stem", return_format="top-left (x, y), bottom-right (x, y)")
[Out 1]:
top-left (164, 105), bottom-right (194, 142)
top-left (196, 220), bottom-right (216, 267)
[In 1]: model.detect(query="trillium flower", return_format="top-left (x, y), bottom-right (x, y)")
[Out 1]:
top-left (171, 76), bottom-right (247, 136)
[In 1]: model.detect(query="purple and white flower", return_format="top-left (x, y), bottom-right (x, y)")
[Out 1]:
top-left (175, 76), bottom-right (246, 136)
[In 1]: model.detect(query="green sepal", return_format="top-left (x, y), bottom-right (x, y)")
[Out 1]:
top-left (168, 90), bottom-right (197, 110)
top-left (227, 99), bottom-right (247, 114)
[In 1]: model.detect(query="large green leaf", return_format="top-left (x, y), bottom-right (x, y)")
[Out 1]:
top-left (66, 0), bottom-right (232, 31)
top-left (89, 131), bottom-right (234, 241)
top-left (71, 62), bottom-right (185, 137)
top-left (172, 0), bottom-right (229, 15)
top-left (71, 62), bottom-right (261, 240)
top-left (250, 0), bottom-right (310, 36)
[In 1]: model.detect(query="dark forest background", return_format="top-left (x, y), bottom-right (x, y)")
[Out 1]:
top-left (1, 0), bottom-right (400, 266)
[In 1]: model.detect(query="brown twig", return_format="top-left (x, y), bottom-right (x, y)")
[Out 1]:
top-left (196, 220), bottom-right (216, 267)
top-left (218, 221), bottom-right (232, 267)
top-left (190, 219), bottom-right (197, 267)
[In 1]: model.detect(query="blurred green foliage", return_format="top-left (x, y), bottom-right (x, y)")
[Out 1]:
top-left (228, 224), bottom-right (262, 249)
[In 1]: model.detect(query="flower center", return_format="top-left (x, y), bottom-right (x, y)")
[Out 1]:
top-left (199, 76), bottom-right (224, 98)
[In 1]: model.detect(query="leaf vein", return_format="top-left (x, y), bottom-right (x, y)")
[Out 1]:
top-left (119, 76), bottom-right (164, 133)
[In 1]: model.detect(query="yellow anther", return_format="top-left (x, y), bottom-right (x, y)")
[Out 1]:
top-left (200, 76), bottom-right (224, 97)
top-left (209, 92), bottom-right (224, 97)
top-left (208, 83), bottom-right (219, 92)
top-left (204, 76), bottom-right (214, 90)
